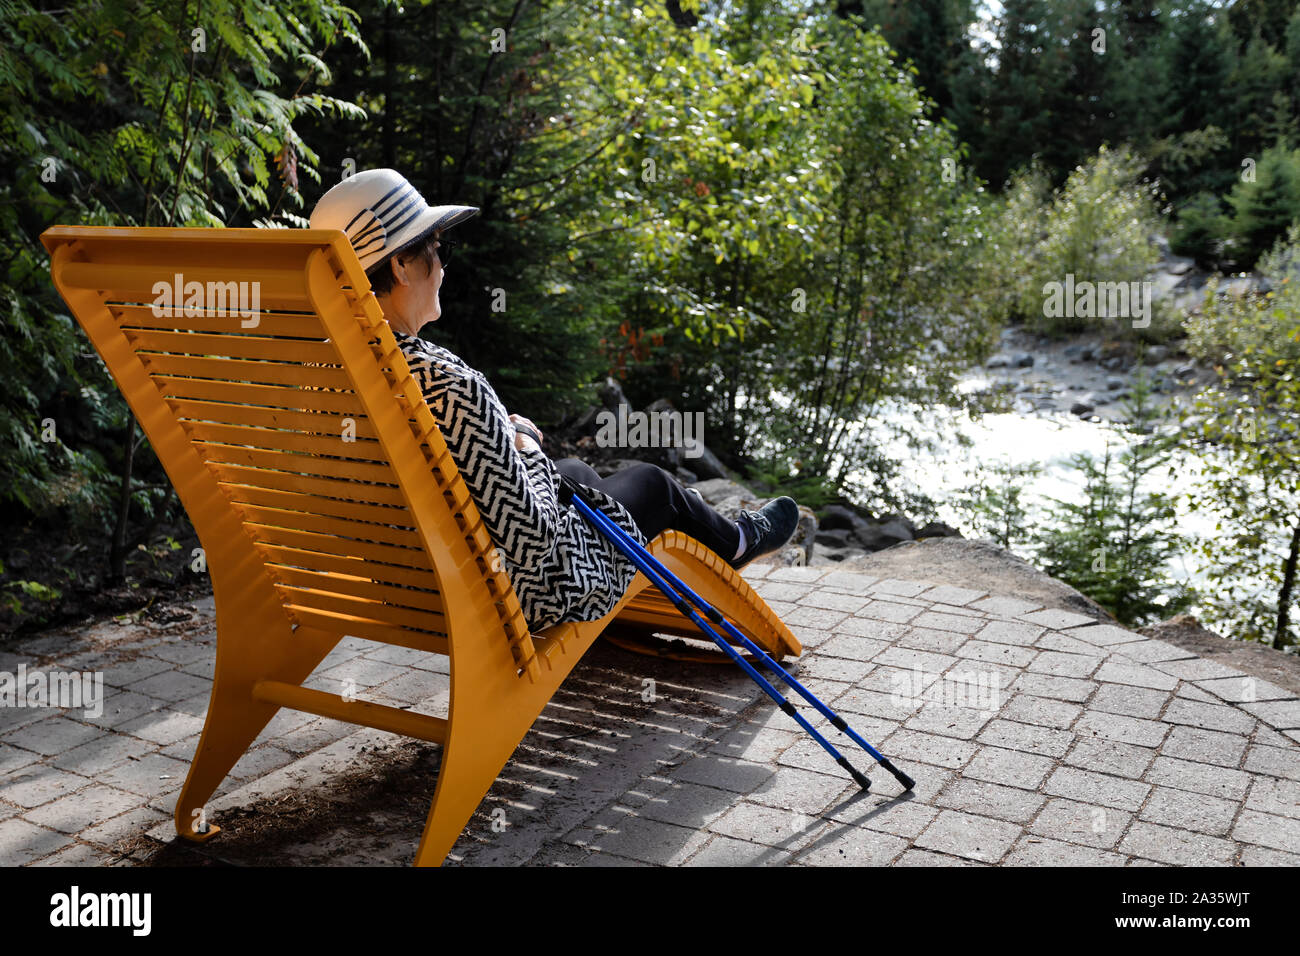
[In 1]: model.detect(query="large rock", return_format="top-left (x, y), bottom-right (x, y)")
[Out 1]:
top-left (1218, 275), bottom-right (1263, 297)
top-left (568, 404), bottom-right (601, 435)
top-left (598, 376), bottom-right (629, 411)
top-left (877, 513), bottom-right (917, 538)
top-left (830, 537), bottom-right (1113, 622)
top-left (818, 504), bottom-right (863, 531)
top-left (643, 398), bottom-right (681, 470)
top-left (1140, 614), bottom-right (1300, 697)
top-left (689, 478), bottom-right (755, 505)
top-left (855, 522), bottom-right (913, 552)
top-left (818, 503), bottom-right (879, 545)
top-left (687, 443), bottom-right (730, 481)
top-left (915, 521), bottom-right (960, 539)
top-left (815, 527), bottom-right (854, 548)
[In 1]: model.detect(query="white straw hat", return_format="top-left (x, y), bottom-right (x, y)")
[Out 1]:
top-left (309, 168), bottom-right (478, 273)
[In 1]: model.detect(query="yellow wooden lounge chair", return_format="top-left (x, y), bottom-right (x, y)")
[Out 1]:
top-left (40, 225), bottom-right (802, 866)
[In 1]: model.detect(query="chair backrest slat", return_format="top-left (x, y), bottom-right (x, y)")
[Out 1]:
top-left (208, 462), bottom-right (409, 506)
top-left (232, 503), bottom-right (424, 549)
top-left (126, 328), bottom-right (343, 365)
top-left (254, 543), bottom-right (441, 591)
top-left (219, 484), bottom-right (407, 526)
top-left (139, 354), bottom-right (355, 389)
top-left (153, 377), bottom-right (366, 415)
top-left (113, 302), bottom-right (326, 338)
top-left (167, 400), bottom-right (383, 441)
top-left (179, 422), bottom-right (390, 462)
top-left (269, 565), bottom-right (445, 613)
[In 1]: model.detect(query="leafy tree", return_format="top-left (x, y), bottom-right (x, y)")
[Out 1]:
top-left (1154, 2), bottom-right (1234, 141)
top-left (1038, 0), bottom-right (1113, 177)
top-left (968, 0), bottom-right (1060, 189)
top-left (1170, 190), bottom-right (1232, 267)
top-left (507, 1), bottom-right (997, 509)
top-left (983, 145), bottom-right (1162, 338)
top-left (1226, 28), bottom-right (1290, 162)
top-left (303, 0), bottom-right (640, 422)
top-left (1183, 224), bottom-right (1300, 648)
top-left (845, 0), bottom-right (977, 115)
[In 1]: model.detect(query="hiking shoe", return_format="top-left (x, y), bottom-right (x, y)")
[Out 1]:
top-left (729, 496), bottom-right (800, 570)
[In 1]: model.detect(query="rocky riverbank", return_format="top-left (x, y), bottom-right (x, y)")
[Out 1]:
top-left (545, 376), bottom-right (960, 569)
top-left (975, 323), bottom-right (1211, 423)
top-left (973, 238), bottom-right (1270, 424)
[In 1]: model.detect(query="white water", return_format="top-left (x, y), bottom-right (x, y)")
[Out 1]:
top-left (805, 383), bottom-right (1259, 625)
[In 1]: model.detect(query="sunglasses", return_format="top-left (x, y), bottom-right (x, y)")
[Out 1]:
top-left (434, 237), bottom-right (458, 266)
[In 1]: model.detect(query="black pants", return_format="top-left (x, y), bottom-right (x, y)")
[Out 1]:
top-left (553, 458), bottom-right (740, 559)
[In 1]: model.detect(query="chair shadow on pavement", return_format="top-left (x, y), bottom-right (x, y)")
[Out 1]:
top-left (119, 638), bottom-right (771, 867)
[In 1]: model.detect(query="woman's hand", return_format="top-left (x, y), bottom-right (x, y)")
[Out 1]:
top-left (510, 414), bottom-right (543, 451)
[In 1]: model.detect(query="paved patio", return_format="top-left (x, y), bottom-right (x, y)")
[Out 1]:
top-left (2, 563), bottom-right (1298, 866)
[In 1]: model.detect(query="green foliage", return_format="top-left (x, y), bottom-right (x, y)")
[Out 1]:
top-left (485, 1), bottom-right (998, 509)
top-left (952, 459), bottom-right (1043, 552)
top-left (1170, 191), bottom-right (1232, 267)
top-left (0, 0), bottom-right (365, 555)
top-left (1035, 377), bottom-right (1195, 627)
top-left (850, 0), bottom-right (980, 115)
top-left (1145, 126), bottom-right (1232, 203)
top-left (983, 146), bottom-right (1163, 339)
top-left (1182, 224), bottom-right (1300, 648)
top-left (1184, 222), bottom-right (1300, 366)
top-left (951, 0), bottom-right (1300, 265)
top-left (1225, 144), bottom-right (1300, 268)
top-left (743, 455), bottom-right (838, 512)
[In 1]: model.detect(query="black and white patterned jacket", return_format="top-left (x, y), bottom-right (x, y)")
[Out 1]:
top-left (395, 331), bottom-right (647, 632)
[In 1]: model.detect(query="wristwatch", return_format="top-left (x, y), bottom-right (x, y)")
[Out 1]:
top-left (514, 422), bottom-right (543, 446)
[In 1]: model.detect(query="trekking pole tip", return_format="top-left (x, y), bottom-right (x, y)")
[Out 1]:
top-left (880, 759), bottom-right (915, 791)
top-left (838, 757), bottom-right (871, 792)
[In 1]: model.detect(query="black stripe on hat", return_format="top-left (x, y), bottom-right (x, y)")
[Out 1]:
top-left (350, 222), bottom-right (385, 249)
top-left (344, 207), bottom-right (371, 233)
top-left (352, 235), bottom-right (387, 258)
top-left (375, 183), bottom-right (419, 221)
top-left (384, 199), bottom-right (426, 239)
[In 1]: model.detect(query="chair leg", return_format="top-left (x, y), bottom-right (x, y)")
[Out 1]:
top-left (174, 611), bottom-right (342, 844)
top-left (410, 621), bottom-right (603, 867)
top-left (412, 701), bottom-right (540, 866)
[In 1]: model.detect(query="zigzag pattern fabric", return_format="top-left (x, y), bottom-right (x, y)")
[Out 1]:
top-left (396, 331), bottom-right (647, 632)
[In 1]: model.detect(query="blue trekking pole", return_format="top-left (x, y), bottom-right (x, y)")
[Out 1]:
top-left (559, 475), bottom-right (915, 793)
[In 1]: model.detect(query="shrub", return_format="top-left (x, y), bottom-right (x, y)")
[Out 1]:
top-left (1225, 145), bottom-right (1300, 268)
top-left (983, 146), bottom-right (1163, 339)
top-left (1170, 191), bottom-right (1232, 268)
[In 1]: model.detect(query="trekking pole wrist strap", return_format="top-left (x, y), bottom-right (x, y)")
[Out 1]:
top-left (514, 423), bottom-right (543, 445)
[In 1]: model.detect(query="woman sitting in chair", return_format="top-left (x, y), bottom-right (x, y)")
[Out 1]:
top-left (310, 168), bottom-right (799, 632)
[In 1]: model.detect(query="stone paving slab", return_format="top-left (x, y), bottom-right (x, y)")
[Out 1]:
top-left (2, 567), bottom-right (1300, 867)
